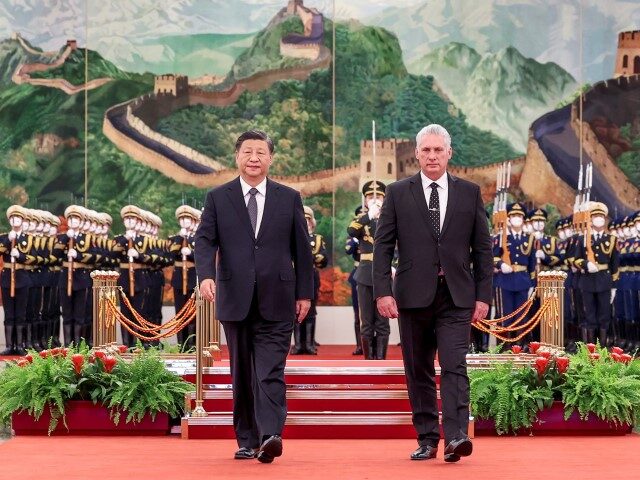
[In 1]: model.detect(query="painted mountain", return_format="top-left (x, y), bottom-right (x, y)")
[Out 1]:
top-left (410, 42), bottom-right (577, 151)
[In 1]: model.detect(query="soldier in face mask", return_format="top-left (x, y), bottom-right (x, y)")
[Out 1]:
top-left (573, 202), bottom-right (620, 345)
top-left (347, 180), bottom-right (390, 359)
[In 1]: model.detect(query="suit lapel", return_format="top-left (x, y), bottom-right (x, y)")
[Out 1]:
top-left (256, 178), bottom-right (279, 242)
top-left (409, 172), bottom-right (437, 242)
top-left (440, 173), bottom-right (458, 239)
top-left (226, 177), bottom-right (255, 241)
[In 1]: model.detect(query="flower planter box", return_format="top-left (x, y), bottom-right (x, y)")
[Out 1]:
top-left (11, 400), bottom-right (170, 436)
top-left (475, 401), bottom-right (633, 436)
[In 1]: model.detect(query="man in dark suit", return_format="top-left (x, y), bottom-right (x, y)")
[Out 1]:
top-left (195, 130), bottom-right (314, 464)
top-left (374, 124), bottom-right (493, 463)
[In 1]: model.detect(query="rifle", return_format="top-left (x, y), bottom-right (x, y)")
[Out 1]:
top-left (67, 235), bottom-right (74, 296)
top-left (10, 235), bottom-right (16, 298)
top-left (181, 236), bottom-right (188, 295)
top-left (128, 237), bottom-right (135, 297)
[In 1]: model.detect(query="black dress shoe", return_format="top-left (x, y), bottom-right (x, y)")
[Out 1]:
top-left (444, 437), bottom-right (473, 463)
top-left (410, 445), bottom-right (438, 460)
top-left (257, 435), bottom-right (283, 464)
top-left (352, 346), bottom-right (363, 355)
top-left (234, 447), bottom-right (257, 459)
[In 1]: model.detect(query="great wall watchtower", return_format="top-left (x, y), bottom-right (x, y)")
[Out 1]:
top-left (66, 39), bottom-right (77, 51)
top-left (287, 0), bottom-right (303, 14)
top-left (614, 31), bottom-right (640, 77)
top-left (154, 74), bottom-right (188, 96)
top-left (359, 138), bottom-right (416, 191)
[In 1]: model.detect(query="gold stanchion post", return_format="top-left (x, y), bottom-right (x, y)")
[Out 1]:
top-left (191, 286), bottom-right (207, 417)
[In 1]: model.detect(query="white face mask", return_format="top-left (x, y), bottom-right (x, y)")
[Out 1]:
top-left (558, 230), bottom-right (566, 241)
top-left (565, 228), bottom-right (574, 238)
top-left (124, 217), bottom-right (137, 229)
top-left (532, 221), bottom-right (544, 232)
top-left (509, 216), bottom-right (523, 228)
top-left (68, 216), bottom-right (81, 229)
top-left (367, 198), bottom-right (382, 209)
top-left (9, 216), bottom-right (23, 228)
top-left (623, 227), bottom-right (630, 237)
top-left (50, 226), bottom-right (57, 236)
top-left (592, 216), bottom-right (605, 228)
top-left (179, 217), bottom-right (192, 229)
top-left (630, 226), bottom-right (638, 237)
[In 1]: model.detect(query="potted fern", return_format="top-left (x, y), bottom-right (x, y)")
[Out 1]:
top-left (470, 343), bottom-right (639, 435)
top-left (0, 344), bottom-right (195, 435)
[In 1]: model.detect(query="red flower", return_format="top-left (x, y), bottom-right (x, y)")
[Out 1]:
top-left (24, 354), bottom-right (33, 363)
top-left (51, 347), bottom-right (61, 357)
top-left (538, 351), bottom-right (552, 360)
top-left (611, 346), bottom-right (624, 355)
top-left (620, 354), bottom-right (633, 365)
top-left (555, 357), bottom-right (570, 374)
top-left (61, 348), bottom-right (69, 357)
top-left (534, 357), bottom-right (549, 376)
top-left (94, 351), bottom-right (107, 361)
top-left (586, 343), bottom-right (596, 353)
top-left (16, 359), bottom-right (29, 367)
top-left (117, 345), bottom-right (128, 354)
top-left (529, 342), bottom-right (541, 354)
top-left (71, 354), bottom-right (84, 375)
top-left (589, 352), bottom-right (600, 361)
top-left (611, 352), bottom-right (622, 363)
top-left (103, 355), bottom-right (117, 373)
top-left (39, 350), bottom-right (49, 359)
top-left (511, 345), bottom-right (522, 354)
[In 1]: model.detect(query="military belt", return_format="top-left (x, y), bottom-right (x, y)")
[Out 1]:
top-left (63, 261), bottom-right (93, 269)
top-left (511, 265), bottom-right (528, 272)
top-left (119, 263), bottom-right (146, 270)
top-left (49, 266), bottom-right (62, 272)
top-left (619, 266), bottom-right (630, 273)
top-left (360, 253), bottom-right (373, 261)
top-left (174, 261), bottom-right (195, 268)
top-left (596, 263), bottom-right (610, 272)
top-left (2, 264), bottom-right (35, 271)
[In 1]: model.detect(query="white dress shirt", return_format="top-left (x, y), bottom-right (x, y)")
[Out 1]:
top-left (421, 170), bottom-right (448, 232)
top-left (239, 176), bottom-right (267, 238)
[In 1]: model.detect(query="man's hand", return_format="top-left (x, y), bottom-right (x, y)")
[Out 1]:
top-left (535, 250), bottom-right (546, 260)
top-left (200, 279), bottom-right (216, 302)
top-left (377, 295), bottom-right (398, 319)
top-left (587, 261), bottom-right (598, 274)
top-left (296, 299), bottom-right (311, 323)
top-left (500, 263), bottom-right (513, 274)
top-left (368, 203), bottom-right (381, 220)
top-left (472, 301), bottom-right (489, 324)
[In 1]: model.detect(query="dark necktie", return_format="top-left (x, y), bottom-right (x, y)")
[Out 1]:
top-left (247, 188), bottom-right (258, 234)
top-left (428, 182), bottom-right (440, 238)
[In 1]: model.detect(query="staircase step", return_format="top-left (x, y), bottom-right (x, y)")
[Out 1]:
top-left (182, 412), bottom-right (474, 439)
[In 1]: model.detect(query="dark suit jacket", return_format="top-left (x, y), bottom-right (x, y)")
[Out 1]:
top-left (195, 176), bottom-right (314, 322)
top-left (373, 172), bottom-right (493, 309)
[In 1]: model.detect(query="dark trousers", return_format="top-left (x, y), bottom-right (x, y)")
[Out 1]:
top-left (60, 288), bottom-right (89, 326)
top-left (398, 277), bottom-right (473, 446)
top-left (175, 287), bottom-right (195, 348)
top-left (357, 283), bottom-right (390, 338)
top-left (582, 290), bottom-right (611, 330)
top-left (221, 295), bottom-right (293, 448)
top-left (500, 288), bottom-right (529, 321)
top-left (120, 290), bottom-right (145, 347)
top-left (2, 286), bottom-right (29, 326)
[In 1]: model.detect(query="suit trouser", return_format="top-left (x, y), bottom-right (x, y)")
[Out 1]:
top-left (357, 283), bottom-right (390, 338)
top-left (221, 295), bottom-right (293, 449)
top-left (582, 290), bottom-right (611, 330)
top-left (398, 277), bottom-right (473, 446)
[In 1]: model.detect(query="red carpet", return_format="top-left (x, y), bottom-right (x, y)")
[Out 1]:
top-left (0, 435), bottom-right (638, 479)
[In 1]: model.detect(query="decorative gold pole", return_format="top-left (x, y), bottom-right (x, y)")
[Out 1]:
top-left (191, 285), bottom-right (207, 417)
top-left (537, 271), bottom-right (567, 350)
top-left (91, 271), bottom-right (120, 348)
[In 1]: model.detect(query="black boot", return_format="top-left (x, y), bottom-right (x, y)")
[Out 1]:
top-left (39, 321), bottom-right (49, 350)
top-left (1, 324), bottom-right (15, 355)
top-left (599, 328), bottom-right (608, 348)
top-left (353, 315), bottom-right (362, 355)
top-left (74, 324), bottom-right (84, 346)
top-left (15, 325), bottom-right (27, 356)
top-left (83, 325), bottom-right (93, 348)
top-left (361, 337), bottom-right (374, 360)
top-left (50, 318), bottom-right (61, 348)
top-left (375, 335), bottom-right (389, 360)
top-left (25, 323), bottom-right (36, 351)
top-left (305, 319), bottom-right (317, 355)
top-left (290, 323), bottom-right (303, 355)
top-left (63, 323), bottom-right (74, 347)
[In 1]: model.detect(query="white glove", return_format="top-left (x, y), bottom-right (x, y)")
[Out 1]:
top-left (10, 247), bottom-right (19, 259)
top-left (535, 250), bottom-right (546, 260)
top-left (125, 230), bottom-right (136, 240)
top-left (500, 263), bottom-right (513, 274)
top-left (571, 266), bottom-right (578, 273)
top-left (8, 230), bottom-right (17, 241)
top-left (368, 203), bottom-right (381, 220)
top-left (587, 261), bottom-right (598, 274)
top-left (66, 228), bottom-right (75, 238)
top-left (67, 248), bottom-right (78, 259)
top-left (611, 288), bottom-right (617, 304)
top-left (391, 266), bottom-right (397, 279)
top-left (180, 247), bottom-right (192, 257)
top-left (127, 248), bottom-right (139, 258)
top-left (179, 228), bottom-right (188, 237)
top-left (528, 287), bottom-right (534, 298)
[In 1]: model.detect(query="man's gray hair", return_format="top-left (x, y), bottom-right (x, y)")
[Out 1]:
top-left (416, 124), bottom-right (451, 148)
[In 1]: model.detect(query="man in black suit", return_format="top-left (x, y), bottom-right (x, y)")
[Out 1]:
top-left (374, 124), bottom-right (493, 463)
top-left (195, 130), bottom-right (314, 464)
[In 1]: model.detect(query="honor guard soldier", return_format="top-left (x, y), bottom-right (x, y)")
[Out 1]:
top-left (145, 211), bottom-right (167, 344)
top-left (555, 216), bottom-right (578, 350)
top-left (573, 202), bottom-right (620, 346)
top-left (346, 206), bottom-right (363, 355)
top-left (113, 205), bottom-right (149, 346)
top-left (43, 212), bottom-right (62, 347)
top-left (290, 206), bottom-right (327, 355)
top-left (348, 180), bottom-right (390, 360)
top-left (1, 206), bottom-right (36, 355)
top-left (169, 206), bottom-right (200, 350)
top-left (530, 208), bottom-right (560, 272)
top-left (617, 214), bottom-right (639, 350)
top-left (493, 202), bottom-right (536, 342)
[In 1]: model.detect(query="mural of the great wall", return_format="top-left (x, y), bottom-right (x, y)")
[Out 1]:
top-left (0, 0), bottom-right (639, 304)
